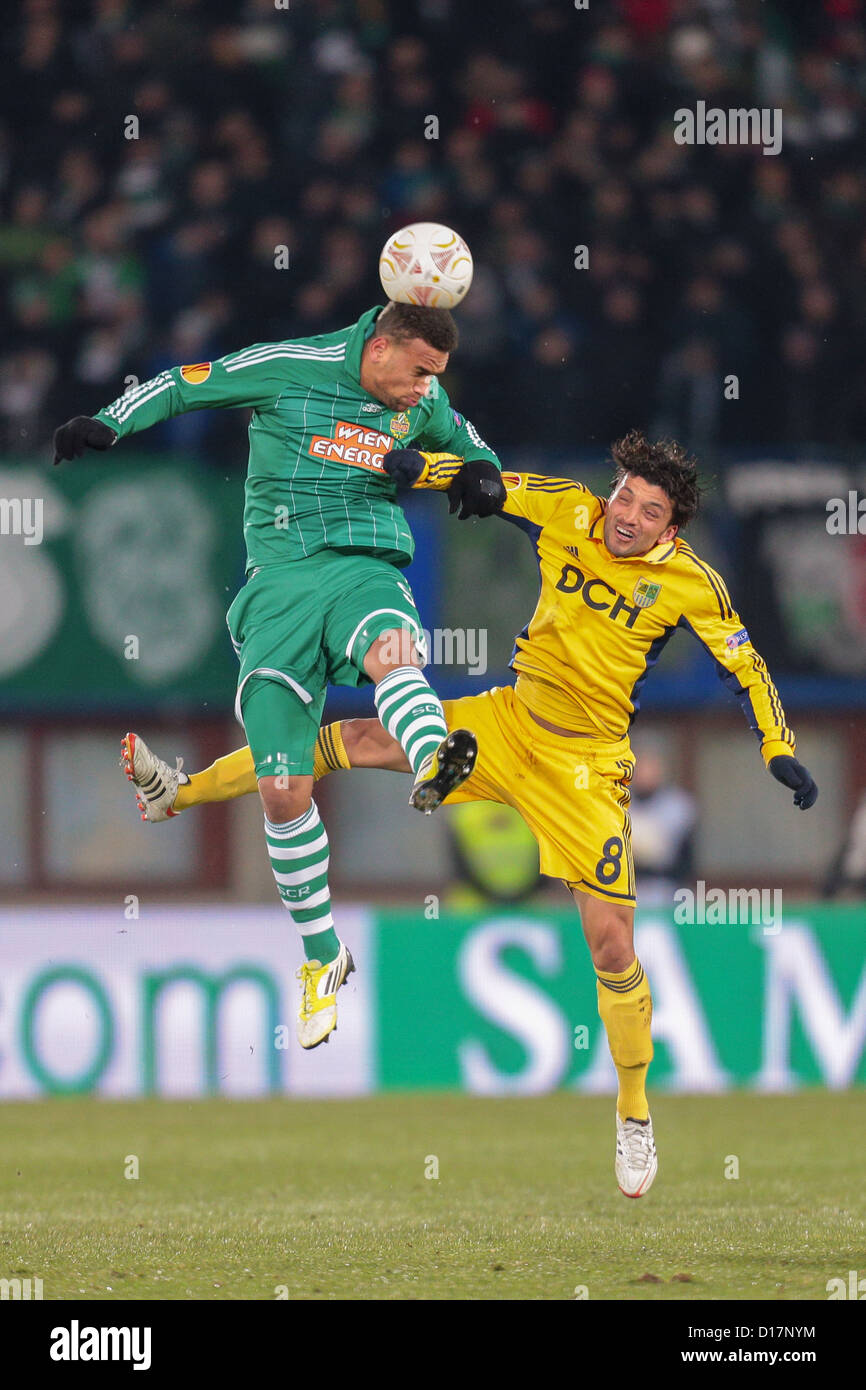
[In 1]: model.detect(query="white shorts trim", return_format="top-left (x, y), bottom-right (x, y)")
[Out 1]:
top-left (343, 608), bottom-right (422, 662)
top-left (234, 666), bottom-right (314, 727)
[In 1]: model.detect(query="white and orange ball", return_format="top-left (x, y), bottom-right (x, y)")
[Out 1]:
top-left (379, 222), bottom-right (473, 309)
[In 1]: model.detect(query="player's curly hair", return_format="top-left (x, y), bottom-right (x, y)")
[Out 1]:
top-left (376, 301), bottom-right (459, 353)
top-left (609, 429), bottom-right (701, 530)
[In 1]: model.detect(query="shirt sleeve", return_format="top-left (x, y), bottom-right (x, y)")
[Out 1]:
top-left (411, 465), bottom-right (592, 530)
top-left (413, 386), bottom-right (502, 472)
top-left (93, 345), bottom-right (288, 440)
top-left (498, 471), bottom-right (594, 526)
top-left (677, 556), bottom-right (796, 766)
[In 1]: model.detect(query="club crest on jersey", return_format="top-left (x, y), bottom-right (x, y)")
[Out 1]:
top-left (180, 362), bottom-right (212, 384)
top-left (633, 578), bottom-right (661, 608)
top-left (389, 411), bottom-right (411, 438)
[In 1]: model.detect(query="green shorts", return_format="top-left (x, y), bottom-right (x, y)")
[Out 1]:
top-left (226, 551), bottom-right (425, 779)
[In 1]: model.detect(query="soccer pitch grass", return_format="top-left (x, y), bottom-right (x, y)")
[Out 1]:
top-left (0, 1091), bottom-right (862, 1301)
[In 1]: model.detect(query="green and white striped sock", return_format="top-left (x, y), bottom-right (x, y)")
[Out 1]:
top-left (264, 804), bottom-right (340, 964)
top-left (374, 664), bottom-right (448, 775)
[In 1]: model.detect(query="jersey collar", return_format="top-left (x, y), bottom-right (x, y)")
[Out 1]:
top-left (344, 304), bottom-right (385, 386)
top-left (587, 503), bottom-right (678, 565)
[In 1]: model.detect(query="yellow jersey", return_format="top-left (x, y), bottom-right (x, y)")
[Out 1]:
top-left (415, 461), bottom-right (795, 764)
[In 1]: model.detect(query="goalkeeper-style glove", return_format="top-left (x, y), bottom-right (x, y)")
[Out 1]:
top-left (768, 755), bottom-right (818, 809)
top-left (53, 416), bottom-right (117, 465)
top-left (446, 459), bottom-right (507, 520)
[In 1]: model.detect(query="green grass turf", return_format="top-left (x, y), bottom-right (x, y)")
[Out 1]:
top-left (0, 1091), bottom-right (862, 1301)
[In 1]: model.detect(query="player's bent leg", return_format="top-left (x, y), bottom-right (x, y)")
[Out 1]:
top-left (323, 563), bottom-right (475, 811)
top-left (258, 771), bottom-right (314, 824)
top-left (363, 628), bottom-right (477, 813)
top-left (176, 745), bottom-right (257, 809)
top-left (125, 720), bottom-right (413, 826)
top-left (570, 886), bottom-right (658, 1198)
top-left (338, 717), bottom-right (412, 772)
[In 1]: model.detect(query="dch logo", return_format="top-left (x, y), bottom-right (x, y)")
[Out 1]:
top-left (555, 563), bottom-right (643, 628)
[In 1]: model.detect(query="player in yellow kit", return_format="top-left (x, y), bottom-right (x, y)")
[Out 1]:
top-left (121, 431), bottom-right (818, 1197)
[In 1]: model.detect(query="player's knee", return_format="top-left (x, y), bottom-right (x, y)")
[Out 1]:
top-left (258, 775), bottom-right (312, 824)
top-left (587, 914), bottom-right (635, 974)
top-left (364, 626), bottom-right (423, 680)
top-left (340, 718), bottom-right (371, 764)
top-left (569, 887), bottom-right (635, 971)
top-left (340, 717), bottom-right (407, 772)
top-left (591, 936), bottom-right (635, 974)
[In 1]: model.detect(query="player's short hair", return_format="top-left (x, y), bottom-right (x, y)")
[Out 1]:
top-left (609, 429), bottom-right (701, 530)
top-left (376, 301), bottom-right (459, 354)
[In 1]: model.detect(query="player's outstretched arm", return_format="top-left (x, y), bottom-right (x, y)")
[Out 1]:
top-left (677, 557), bottom-right (818, 810)
top-left (402, 387), bottom-right (506, 518)
top-left (53, 347), bottom-right (289, 462)
top-left (384, 449), bottom-right (506, 518)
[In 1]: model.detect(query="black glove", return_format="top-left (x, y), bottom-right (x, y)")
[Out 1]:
top-left (447, 459), bottom-right (507, 520)
top-left (381, 448), bottom-right (428, 487)
top-left (768, 755), bottom-right (818, 810)
top-left (53, 416), bottom-right (117, 465)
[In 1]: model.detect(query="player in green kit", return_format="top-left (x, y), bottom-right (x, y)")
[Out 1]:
top-left (53, 301), bottom-right (506, 1048)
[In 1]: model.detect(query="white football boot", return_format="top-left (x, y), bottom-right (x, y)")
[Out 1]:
top-left (615, 1113), bottom-right (658, 1198)
top-left (296, 942), bottom-right (355, 1049)
top-left (120, 732), bottom-right (183, 822)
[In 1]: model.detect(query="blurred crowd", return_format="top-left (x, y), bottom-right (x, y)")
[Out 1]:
top-left (3, 0), bottom-right (866, 464)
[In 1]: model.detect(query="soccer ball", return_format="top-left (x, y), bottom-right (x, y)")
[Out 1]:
top-left (379, 223), bottom-right (473, 309)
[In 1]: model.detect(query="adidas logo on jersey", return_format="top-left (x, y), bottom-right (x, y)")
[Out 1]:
top-left (564, 545), bottom-right (580, 559)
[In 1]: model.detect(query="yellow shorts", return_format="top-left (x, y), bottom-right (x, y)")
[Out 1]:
top-left (441, 685), bottom-right (636, 907)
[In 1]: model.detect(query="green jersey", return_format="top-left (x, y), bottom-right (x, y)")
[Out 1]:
top-left (94, 305), bottom-right (502, 573)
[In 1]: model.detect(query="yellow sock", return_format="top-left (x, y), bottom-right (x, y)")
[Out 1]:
top-left (175, 746), bottom-right (257, 809)
top-left (313, 722), bottom-right (351, 779)
top-left (175, 723), bottom-right (352, 811)
top-left (595, 957), bottom-right (653, 1122)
